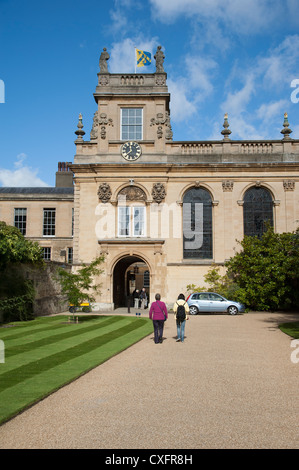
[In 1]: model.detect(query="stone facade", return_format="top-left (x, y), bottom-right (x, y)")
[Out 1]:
top-left (0, 47), bottom-right (298, 311)
top-left (70, 47), bottom-right (299, 310)
top-left (0, 170), bottom-right (74, 264)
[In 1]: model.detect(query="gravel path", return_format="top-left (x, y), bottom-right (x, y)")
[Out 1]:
top-left (0, 311), bottom-right (298, 449)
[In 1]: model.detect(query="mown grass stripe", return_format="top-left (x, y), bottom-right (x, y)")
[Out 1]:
top-left (0, 317), bottom-right (130, 374)
top-left (0, 316), bottom-right (66, 339)
top-left (0, 318), bottom-right (147, 393)
top-left (0, 318), bottom-right (153, 424)
top-left (4, 316), bottom-right (120, 357)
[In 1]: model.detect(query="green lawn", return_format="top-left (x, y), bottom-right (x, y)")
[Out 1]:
top-left (279, 321), bottom-right (299, 339)
top-left (0, 314), bottom-right (153, 425)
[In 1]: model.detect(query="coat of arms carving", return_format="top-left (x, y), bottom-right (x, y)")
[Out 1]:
top-left (152, 183), bottom-right (166, 204)
top-left (98, 183), bottom-right (112, 203)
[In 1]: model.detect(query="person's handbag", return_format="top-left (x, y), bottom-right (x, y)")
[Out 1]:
top-left (156, 301), bottom-right (166, 321)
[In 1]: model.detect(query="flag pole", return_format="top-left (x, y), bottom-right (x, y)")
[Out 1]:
top-left (134, 47), bottom-right (136, 74)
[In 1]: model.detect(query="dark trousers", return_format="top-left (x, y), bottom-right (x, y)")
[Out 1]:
top-left (153, 320), bottom-right (164, 343)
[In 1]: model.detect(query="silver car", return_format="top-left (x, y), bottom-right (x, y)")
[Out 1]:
top-left (186, 292), bottom-right (245, 315)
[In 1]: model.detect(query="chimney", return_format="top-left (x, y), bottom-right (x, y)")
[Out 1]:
top-left (55, 162), bottom-right (73, 187)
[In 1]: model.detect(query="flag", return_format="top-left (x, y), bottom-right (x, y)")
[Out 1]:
top-left (136, 49), bottom-right (151, 67)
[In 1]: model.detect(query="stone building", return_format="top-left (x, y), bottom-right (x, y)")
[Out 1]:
top-left (71, 47), bottom-right (299, 310)
top-left (0, 46), bottom-right (298, 310)
top-left (0, 163), bottom-right (74, 264)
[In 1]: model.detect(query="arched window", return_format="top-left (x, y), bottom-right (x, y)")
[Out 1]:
top-left (183, 187), bottom-right (213, 259)
top-left (243, 186), bottom-right (273, 238)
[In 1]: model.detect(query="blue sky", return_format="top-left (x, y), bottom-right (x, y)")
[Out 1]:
top-left (0, 0), bottom-right (298, 187)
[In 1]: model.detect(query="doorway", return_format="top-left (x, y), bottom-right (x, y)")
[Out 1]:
top-left (113, 255), bottom-right (150, 309)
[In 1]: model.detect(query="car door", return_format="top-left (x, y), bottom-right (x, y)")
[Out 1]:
top-left (197, 293), bottom-right (212, 312)
top-left (208, 293), bottom-right (226, 312)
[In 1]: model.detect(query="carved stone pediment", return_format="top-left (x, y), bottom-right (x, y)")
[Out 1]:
top-left (118, 186), bottom-right (147, 202)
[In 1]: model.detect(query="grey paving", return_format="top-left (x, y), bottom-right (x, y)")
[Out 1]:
top-left (0, 310), bottom-right (298, 449)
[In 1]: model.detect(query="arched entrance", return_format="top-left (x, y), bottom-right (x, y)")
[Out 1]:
top-left (113, 255), bottom-right (150, 309)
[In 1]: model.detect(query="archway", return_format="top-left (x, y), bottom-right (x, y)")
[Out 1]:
top-left (113, 255), bottom-right (150, 309)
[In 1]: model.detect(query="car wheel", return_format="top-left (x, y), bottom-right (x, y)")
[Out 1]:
top-left (227, 305), bottom-right (238, 315)
top-left (189, 305), bottom-right (199, 315)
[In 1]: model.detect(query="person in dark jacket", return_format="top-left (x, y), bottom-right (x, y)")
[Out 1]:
top-left (133, 289), bottom-right (140, 308)
top-left (149, 293), bottom-right (168, 344)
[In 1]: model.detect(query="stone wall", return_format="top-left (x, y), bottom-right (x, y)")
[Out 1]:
top-left (21, 262), bottom-right (71, 316)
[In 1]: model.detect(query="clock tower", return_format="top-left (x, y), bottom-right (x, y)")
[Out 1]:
top-left (72, 46), bottom-right (172, 309)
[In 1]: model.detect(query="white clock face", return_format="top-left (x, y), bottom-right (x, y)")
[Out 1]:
top-left (121, 141), bottom-right (142, 161)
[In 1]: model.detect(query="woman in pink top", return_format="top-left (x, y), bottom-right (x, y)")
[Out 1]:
top-left (149, 293), bottom-right (168, 344)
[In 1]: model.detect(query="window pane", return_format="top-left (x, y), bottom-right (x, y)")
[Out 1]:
top-left (14, 208), bottom-right (27, 235)
top-left (118, 207), bottom-right (130, 236)
top-left (43, 208), bottom-right (56, 236)
top-left (121, 108), bottom-right (143, 140)
top-left (133, 207), bottom-right (145, 236)
top-left (183, 187), bottom-right (213, 259)
top-left (42, 247), bottom-right (51, 260)
top-left (68, 247), bottom-right (73, 264)
top-left (243, 187), bottom-right (273, 238)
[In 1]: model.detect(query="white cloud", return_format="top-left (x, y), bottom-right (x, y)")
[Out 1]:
top-left (149, 0), bottom-right (282, 33)
top-left (168, 55), bottom-right (218, 122)
top-left (0, 154), bottom-right (49, 187)
top-left (260, 35), bottom-right (299, 87)
top-left (256, 100), bottom-right (289, 123)
top-left (168, 79), bottom-right (197, 122)
top-left (221, 74), bottom-right (255, 116)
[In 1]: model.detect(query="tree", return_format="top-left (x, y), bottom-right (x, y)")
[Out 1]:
top-left (55, 256), bottom-right (105, 317)
top-left (0, 221), bottom-right (43, 268)
top-left (225, 227), bottom-right (299, 311)
top-left (186, 227), bottom-right (299, 311)
top-left (0, 222), bottom-right (44, 322)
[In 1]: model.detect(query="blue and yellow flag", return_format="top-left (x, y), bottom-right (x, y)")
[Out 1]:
top-left (136, 49), bottom-right (151, 67)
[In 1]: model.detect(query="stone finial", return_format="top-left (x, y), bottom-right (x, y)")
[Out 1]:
top-left (280, 112), bottom-right (292, 140)
top-left (99, 47), bottom-right (110, 74)
top-left (154, 46), bottom-right (165, 73)
top-left (221, 113), bottom-right (231, 141)
top-left (75, 113), bottom-right (85, 142)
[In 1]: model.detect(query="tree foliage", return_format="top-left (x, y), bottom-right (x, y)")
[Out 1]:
top-left (0, 222), bottom-right (43, 322)
top-left (55, 256), bottom-right (105, 310)
top-left (186, 227), bottom-right (299, 311)
top-left (226, 227), bottom-right (299, 311)
top-left (0, 221), bottom-right (43, 269)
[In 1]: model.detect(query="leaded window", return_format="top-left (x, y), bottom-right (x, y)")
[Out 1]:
top-left (243, 187), bottom-right (273, 238)
top-left (183, 187), bottom-right (213, 259)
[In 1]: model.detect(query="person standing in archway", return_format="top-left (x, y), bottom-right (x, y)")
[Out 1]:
top-left (149, 293), bottom-right (168, 344)
top-left (139, 287), bottom-right (148, 309)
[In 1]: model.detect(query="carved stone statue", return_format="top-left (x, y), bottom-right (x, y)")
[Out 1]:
top-left (154, 46), bottom-right (165, 73)
top-left (99, 48), bottom-right (110, 73)
top-left (90, 111), bottom-right (98, 140)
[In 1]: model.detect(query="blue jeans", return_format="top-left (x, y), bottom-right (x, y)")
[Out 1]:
top-left (177, 320), bottom-right (186, 341)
